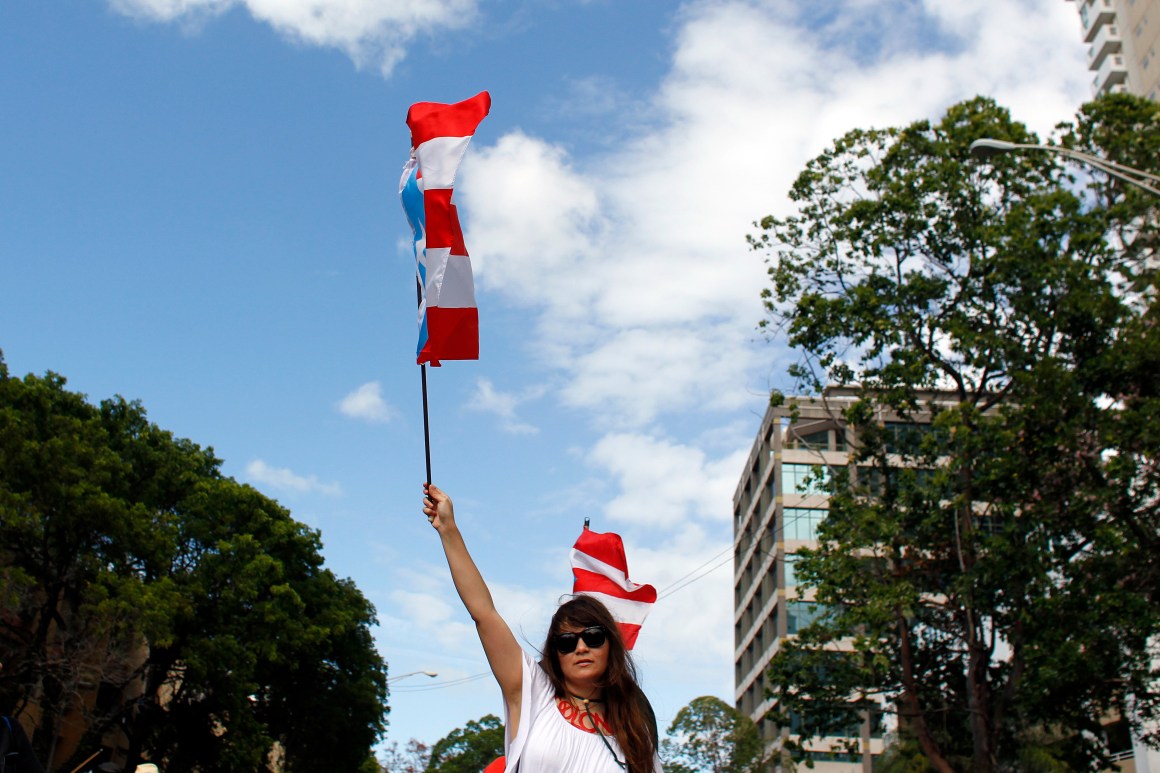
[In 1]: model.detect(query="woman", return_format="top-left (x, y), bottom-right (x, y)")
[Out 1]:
top-left (423, 483), bottom-right (661, 772)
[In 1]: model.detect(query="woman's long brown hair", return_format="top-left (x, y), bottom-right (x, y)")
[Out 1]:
top-left (539, 595), bottom-right (656, 773)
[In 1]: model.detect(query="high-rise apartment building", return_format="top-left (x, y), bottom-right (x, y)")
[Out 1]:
top-left (1067, 0), bottom-right (1160, 101)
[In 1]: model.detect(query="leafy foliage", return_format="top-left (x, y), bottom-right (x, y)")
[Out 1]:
top-left (661, 696), bottom-right (773, 773)
top-left (425, 714), bottom-right (504, 773)
top-left (0, 355), bottom-right (388, 771)
top-left (750, 95), bottom-right (1159, 773)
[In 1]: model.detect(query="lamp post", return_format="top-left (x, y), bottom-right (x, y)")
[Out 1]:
top-left (387, 670), bottom-right (438, 684)
top-left (969, 138), bottom-right (1160, 197)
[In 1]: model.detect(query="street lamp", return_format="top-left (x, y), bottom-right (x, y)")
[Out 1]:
top-left (969, 138), bottom-right (1160, 197)
top-left (387, 670), bottom-right (438, 684)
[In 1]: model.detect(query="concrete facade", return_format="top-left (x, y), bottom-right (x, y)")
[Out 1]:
top-left (1068, 0), bottom-right (1160, 101)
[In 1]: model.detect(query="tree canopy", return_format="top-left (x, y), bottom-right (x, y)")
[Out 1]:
top-left (0, 355), bottom-right (388, 771)
top-left (661, 695), bottom-right (773, 773)
top-left (749, 94), bottom-right (1159, 772)
top-left (424, 714), bottom-right (504, 773)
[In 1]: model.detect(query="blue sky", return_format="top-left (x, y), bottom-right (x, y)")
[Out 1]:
top-left (1, 0), bottom-right (1091, 756)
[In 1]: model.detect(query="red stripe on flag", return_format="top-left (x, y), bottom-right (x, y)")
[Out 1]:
top-left (618, 622), bottom-right (643, 650)
top-left (570, 529), bottom-right (655, 650)
top-left (572, 568), bottom-right (657, 604)
top-left (419, 307), bottom-right (479, 366)
top-left (449, 204), bottom-right (467, 256)
top-left (424, 189), bottom-right (454, 249)
top-left (407, 92), bottom-right (492, 147)
top-left (573, 529), bottom-right (630, 574)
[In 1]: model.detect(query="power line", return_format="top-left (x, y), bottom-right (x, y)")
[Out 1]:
top-left (655, 540), bottom-right (737, 598)
top-left (654, 505), bottom-right (829, 601)
top-left (657, 553), bottom-right (735, 600)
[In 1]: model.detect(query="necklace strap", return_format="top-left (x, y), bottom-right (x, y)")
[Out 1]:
top-left (593, 721), bottom-right (627, 770)
top-left (570, 696), bottom-right (626, 770)
top-left (570, 694), bottom-right (605, 704)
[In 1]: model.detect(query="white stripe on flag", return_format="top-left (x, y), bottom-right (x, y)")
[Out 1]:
top-left (414, 136), bottom-right (473, 189)
top-left (424, 246), bottom-right (451, 304)
top-left (571, 550), bottom-right (638, 592)
top-left (578, 591), bottom-right (654, 625)
top-left (438, 255), bottom-right (477, 308)
top-left (423, 254), bottom-right (475, 308)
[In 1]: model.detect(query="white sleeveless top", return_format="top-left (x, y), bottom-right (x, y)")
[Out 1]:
top-left (503, 651), bottom-right (662, 773)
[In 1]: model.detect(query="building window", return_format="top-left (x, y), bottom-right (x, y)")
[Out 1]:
top-left (793, 428), bottom-right (830, 450)
top-left (787, 705), bottom-right (871, 739)
top-left (783, 463), bottom-right (830, 495)
top-left (806, 750), bottom-right (864, 764)
top-left (785, 422), bottom-right (847, 452)
top-left (786, 601), bottom-right (825, 633)
top-left (856, 464), bottom-right (936, 498)
top-left (882, 421), bottom-right (938, 455)
top-left (783, 507), bottom-right (826, 541)
top-left (785, 553), bottom-right (801, 586)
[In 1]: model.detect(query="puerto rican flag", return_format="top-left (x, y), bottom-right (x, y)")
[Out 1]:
top-left (571, 528), bottom-right (657, 650)
top-left (400, 91), bottom-right (490, 366)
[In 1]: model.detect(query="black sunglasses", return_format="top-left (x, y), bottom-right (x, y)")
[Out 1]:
top-left (552, 626), bottom-right (608, 654)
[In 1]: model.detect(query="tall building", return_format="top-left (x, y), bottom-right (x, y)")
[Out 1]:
top-left (1067, 0), bottom-right (1160, 101)
top-left (732, 388), bottom-right (885, 771)
top-left (732, 388), bottom-right (1158, 772)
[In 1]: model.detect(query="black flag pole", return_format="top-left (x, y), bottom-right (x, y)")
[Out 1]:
top-left (403, 93), bottom-right (491, 488)
top-left (416, 276), bottom-right (433, 486)
top-left (420, 363), bottom-right (432, 485)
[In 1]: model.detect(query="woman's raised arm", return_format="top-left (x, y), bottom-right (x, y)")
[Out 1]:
top-left (423, 483), bottom-right (525, 728)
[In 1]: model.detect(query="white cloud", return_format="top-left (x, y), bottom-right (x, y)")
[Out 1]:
top-left (107, 0), bottom-right (477, 75)
top-left (245, 459), bottom-right (343, 496)
top-left (465, 131), bottom-right (606, 307)
top-left (338, 381), bottom-right (396, 424)
top-left (390, 589), bottom-right (478, 654)
top-left (466, 377), bottom-right (542, 435)
top-left (389, 567), bottom-right (555, 656)
top-left (631, 523), bottom-right (736, 682)
top-left (588, 432), bottom-right (749, 528)
top-left (560, 326), bottom-right (761, 427)
top-left (460, 0), bottom-right (1089, 432)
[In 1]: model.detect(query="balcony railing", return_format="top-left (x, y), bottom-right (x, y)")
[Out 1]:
top-left (1088, 24), bottom-right (1122, 69)
top-left (1094, 53), bottom-right (1129, 95)
top-left (1081, 0), bottom-right (1117, 43)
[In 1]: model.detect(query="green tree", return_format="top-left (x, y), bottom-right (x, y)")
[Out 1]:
top-left (0, 355), bottom-right (389, 772)
top-left (126, 476), bottom-right (388, 772)
top-left (749, 95), bottom-right (1159, 773)
top-left (661, 696), bottom-right (773, 773)
top-left (425, 714), bottom-right (504, 773)
top-left (0, 360), bottom-right (193, 766)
